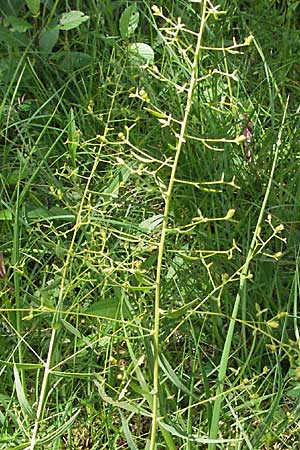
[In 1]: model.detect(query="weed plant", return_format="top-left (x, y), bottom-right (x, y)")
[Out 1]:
top-left (0, 1), bottom-right (300, 449)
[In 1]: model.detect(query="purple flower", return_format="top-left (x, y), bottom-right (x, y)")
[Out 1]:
top-left (241, 113), bottom-right (253, 163)
top-left (242, 113), bottom-right (253, 144)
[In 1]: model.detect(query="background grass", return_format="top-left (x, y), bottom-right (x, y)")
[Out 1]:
top-left (0, 0), bottom-right (300, 449)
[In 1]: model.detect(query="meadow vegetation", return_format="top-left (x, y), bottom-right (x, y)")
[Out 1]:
top-left (0, 1), bottom-right (300, 449)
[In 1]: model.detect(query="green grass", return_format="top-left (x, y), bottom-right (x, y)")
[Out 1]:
top-left (0, 1), bottom-right (300, 449)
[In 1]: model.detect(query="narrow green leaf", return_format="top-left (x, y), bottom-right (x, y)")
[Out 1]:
top-left (6, 443), bottom-right (29, 450)
top-left (139, 214), bottom-right (163, 232)
top-left (1, 361), bottom-right (43, 370)
top-left (119, 4), bottom-right (139, 38)
top-left (120, 411), bottom-right (139, 450)
top-left (159, 421), bottom-right (240, 444)
top-left (58, 11), bottom-right (89, 31)
top-left (10, 409), bottom-right (82, 449)
top-left (27, 206), bottom-right (76, 221)
top-left (101, 165), bottom-right (133, 200)
top-left (60, 319), bottom-right (82, 338)
top-left (94, 377), bottom-right (151, 417)
top-left (85, 298), bottom-right (129, 319)
top-left (144, 107), bottom-right (166, 118)
top-left (67, 108), bottom-right (79, 166)
top-left (38, 409), bottom-right (81, 444)
top-left (13, 365), bottom-right (35, 419)
top-left (159, 354), bottom-right (198, 399)
top-left (166, 255), bottom-right (185, 280)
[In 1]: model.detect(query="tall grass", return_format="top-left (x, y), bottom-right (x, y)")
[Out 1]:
top-left (0, 1), bottom-right (300, 449)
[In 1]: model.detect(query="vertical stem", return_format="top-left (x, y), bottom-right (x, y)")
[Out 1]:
top-left (149, 2), bottom-right (208, 448)
top-left (28, 68), bottom-right (125, 449)
top-left (208, 98), bottom-right (289, 449)
top-left (13, 182), bottom-right (25, 388)
top-left (29, 328), bottom-right (56, 450)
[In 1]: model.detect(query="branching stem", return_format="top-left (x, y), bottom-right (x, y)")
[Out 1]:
top-left (208, 96), bottom-right (289, 449)
top-left (149, 2), bottom-right (208, 448)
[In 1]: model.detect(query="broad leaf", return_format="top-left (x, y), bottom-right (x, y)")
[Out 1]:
top-left (0, 209), bottom-right (13, 221)
top-left (287, 385), bottom-right (300, 398)
top-left (3, 16), bottom-right (32, 33)
top-left (25, 0), bottom-right (40, 16)
top-left (58, 10), bottom-right (89, 31)
top-left (52, 51), bottom-right (91, 71)
top-left (39, 27), bottom-right (59, 53)
top-left (128, 43), bottom-right (154, 65)
top-left (119, 4), bottom-right (139, 38)
top-left (0, 0), bottom-right (23, 15)
top-left (0, 25), bottom-right (28, 46)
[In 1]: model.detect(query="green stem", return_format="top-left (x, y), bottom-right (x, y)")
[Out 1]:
top-left (13, 182), bottom-right (25, 389)
top-left (208, 97), bottom-right (289, 449)
top-left (29, 327), bottom-right (56, 450)
top-left (28, 66), bottom-right (125, 449)
top-left (149, 2), bottom-right (208, 448)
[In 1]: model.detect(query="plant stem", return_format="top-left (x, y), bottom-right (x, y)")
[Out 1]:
top-left (29, 327), bottom-right (56, 450)
top-left (28, 66), bottom-right (125, 449)
top-left (149, 2), bottom-right (208, 448)
top-left (208, 97), bottom-right (289, 449)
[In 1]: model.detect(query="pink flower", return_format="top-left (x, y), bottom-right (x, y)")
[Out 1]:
top-left (241, 113), bottom-right (253, 163)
